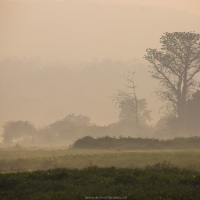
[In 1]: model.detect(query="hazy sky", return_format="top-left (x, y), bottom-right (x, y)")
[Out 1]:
top-left (1, 0), bottom-right (200, 137)
top-left (117, 0), bottom-right (200, 15)
top-left (1, 0), bottom-right (200, 62)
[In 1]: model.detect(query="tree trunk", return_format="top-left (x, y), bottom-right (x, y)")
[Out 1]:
top-left (177, 96), bottom-right (187, 134)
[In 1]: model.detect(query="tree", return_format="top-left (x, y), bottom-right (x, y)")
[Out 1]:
top-left (118, 98), bottom-right (151, 126)
top-left (113, 72), bottom-right (151, 132)
top-left (2, 121), bottom-right (37, 145)
top-left (62, 114), bottom-right (91, 127)
top-left (39, 114), bottom-right (92, 145)
top-left (144, 32), bottom-right (200, 131)
top-left (186, 90), bottom-right (200, 134)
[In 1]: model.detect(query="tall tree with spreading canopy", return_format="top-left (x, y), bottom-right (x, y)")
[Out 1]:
top-left (144, 32), bottom-right (200, 131)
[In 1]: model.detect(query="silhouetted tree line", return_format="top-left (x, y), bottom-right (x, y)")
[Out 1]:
top-left (2, 90), bottom-right (200, 147)
top-left (72, 136), bottom-right (200, 150)
top-left (2, 113), bottom-right (153, 147)
top-left (2, 114), bottom-right (94, 146)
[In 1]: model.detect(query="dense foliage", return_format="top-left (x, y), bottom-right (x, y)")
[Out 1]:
top-left (1, 166), bottom-right (200, 200)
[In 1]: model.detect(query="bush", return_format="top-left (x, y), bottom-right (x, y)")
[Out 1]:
top-left (72, 136), bottom-right (200, 150)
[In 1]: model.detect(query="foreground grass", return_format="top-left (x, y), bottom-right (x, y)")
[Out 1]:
top-left (1, 149), bottom-right (200, 172)
top-left (1, 166), bottom-right (200, 200)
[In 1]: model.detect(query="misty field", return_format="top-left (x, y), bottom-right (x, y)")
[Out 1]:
top-left (1, 148), bottom-right (200, 172)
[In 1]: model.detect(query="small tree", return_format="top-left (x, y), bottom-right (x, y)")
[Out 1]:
top-left (2, 121), bottom-right (37, 145)
top-left (39, 114), bottom-right (92, 145)
top-left (145, 32), bottom-right (200, 131)
top-left (118, 98), bottom-right (151, 126)
top-left (113, 72), bottom-right (151, 132)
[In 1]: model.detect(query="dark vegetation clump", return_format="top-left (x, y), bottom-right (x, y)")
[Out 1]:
top-left (1, 166), bottom-right (200, 200)
top-left (72, 136), bottom-right (200, 150)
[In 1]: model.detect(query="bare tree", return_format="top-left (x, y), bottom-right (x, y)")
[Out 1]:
top-left (144, 32), bottom-right (200, 130)
top-left (113, 72), bottom-right (151, 132)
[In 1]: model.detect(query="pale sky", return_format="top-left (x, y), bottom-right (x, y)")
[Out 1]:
top-left (0, 0), bottom-right (200, 62)
top-left (89, 0), bottom-right (200, 15)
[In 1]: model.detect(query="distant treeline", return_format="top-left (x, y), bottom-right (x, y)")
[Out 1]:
top-left (2, 111), bottom-right (200, 147)
top-left (1, 114), bottom-right (153, 147)
top-left (72, 136), bottom-right (200, 150)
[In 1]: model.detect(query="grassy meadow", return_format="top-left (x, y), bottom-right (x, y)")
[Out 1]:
top-left (1, 166), bottom-right (200, 200)
top-left (1, 148), bottom-right (200, 199)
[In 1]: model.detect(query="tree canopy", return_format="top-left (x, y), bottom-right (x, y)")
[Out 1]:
top-left (145, 32), bottom-right (200, 131)
top-left (2, 121), bottom-right (36, 144)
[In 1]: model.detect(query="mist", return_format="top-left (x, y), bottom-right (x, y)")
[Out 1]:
top-left (0, 58), bottom-right (157, 143)
top-left (1, 0), bottom-right (200, 146)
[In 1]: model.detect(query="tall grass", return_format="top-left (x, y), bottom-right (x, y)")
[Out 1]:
top-left (0, 149), bottom-right (200, 172)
